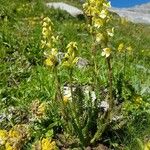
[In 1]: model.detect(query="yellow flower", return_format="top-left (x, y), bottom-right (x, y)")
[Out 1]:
top-left (8, 130), bottom-right (20, 139)
top-left (135, 96), bottom-right (142, 105)
top-left (62, 42), bottom-right (78, 68)
top-left (96, 33), bottom-right (105, 42)
top-left (42, 28), bottom-right (50, 39)
top-left (0, 130), bottom-right (7, 145)
top-left (42, 22), bottom-right (48, 27)
top-left (41, 138), bottom-right (58, 150)
top-left (46, 42), bottom-right (52, 49)
top-left (5, 142), bottom-right (17, 150)
top-left (93, 18), bottom-right (104, 28)
top-left (144, 141), bottom-right (150, 150)
top-left (118, 43), bottom-right (124, 52)
top-left (37, 102), bottom-right (46, 117)
top-left (43, 17), bottom-right (53, 25)
top-left (63, 96), bottom-right (69, 104)
top-left (45, 48), bottom-right (58, 68)
top-left (41, 40), bottom-right (46, 48)
top-left (126, 46), bottom-right (132, 51)
top-left (99, 10), bottom-right (107, 19)
top-left (102, 48), bottom-right (111, 57)
top-left (45, 57), bottom-right (53, 67)
top-left (66, 42), bottom-right (78, 51)
top-left (107, 27), bottom-right (114, 37)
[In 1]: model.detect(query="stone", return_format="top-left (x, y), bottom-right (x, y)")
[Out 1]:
top-left (77, 57), bottom-right (89, 68)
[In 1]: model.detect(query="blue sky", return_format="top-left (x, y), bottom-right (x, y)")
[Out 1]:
top-left (110, 0), bottom-right (150, 8)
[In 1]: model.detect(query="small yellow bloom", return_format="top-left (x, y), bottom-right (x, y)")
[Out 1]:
top-left (45, 55), bottom-right (57, 67)
top-left (144, 141), bottom-right (150, 150)
top-left (43, 17), bottom-right (52, 24)
top-left (62, 42), bottom-right (78, 68)
top-left (45, 57), bottom-right (54, 67)
top-left (93, 18), bottom-right (104, 28)
top-left (107, 27), bottom-right (114, 37)
top-left (8, 130), bottom-right (20, 139)
top-left (37, 103), bottom-right (46, 116)
top-left (41, 40), bottom-right (46, 48)
top-left (96, 33), bottom-right (104, 42)
top-left (5, 142), bottom-right (14, 150)
top-left (41, 138), bottom-right (58, 150)
top-left (45, 48), bottom-right (58, 68)
top-left (126, 46), bottom-right (132, 51)
top-left (102, 48), bottom-right (111, 57)
top-left (0, 130), bottom-right (7, 145)
top-left (118, 43), bottom-right (124, 52)
top-left (63, 96), bottom-right (70, 104)
top-left (46, 42), bottom-right (52, 48)
top-left (66, 42), bottom-right (78, 50)
top-left (42, 22), bottom-right (48, 27)
top-left (99, 10), bottom-right (107, 19)
top-left (135, 96), bottom-right (142, 105)
top-left (42, 30), bottom-right (49, 39)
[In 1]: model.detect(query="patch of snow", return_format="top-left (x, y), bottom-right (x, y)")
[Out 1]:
top-left (46, 2), bottom-right (83, 17)
top-left (111, 3), bottom-right (150, 24)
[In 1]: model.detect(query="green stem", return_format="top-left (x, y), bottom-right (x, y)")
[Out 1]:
top-left (124, 50), bottom-right (127, 77)
top-left (106, 56), bottom-right (113, 119)
top-left (69, 68), bottom-right (73, 98)
top-left (54, 68), bottom-right (63, 101)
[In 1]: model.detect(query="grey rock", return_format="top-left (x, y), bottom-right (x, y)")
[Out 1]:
top-left (77, 57), bottom-right (89, 68)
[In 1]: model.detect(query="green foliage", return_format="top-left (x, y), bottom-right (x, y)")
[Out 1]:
top-left (0, 0), bottom-right (150, 149)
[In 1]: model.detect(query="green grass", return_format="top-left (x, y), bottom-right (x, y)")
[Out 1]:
top-left (0, 0), bottom-right (150, 149)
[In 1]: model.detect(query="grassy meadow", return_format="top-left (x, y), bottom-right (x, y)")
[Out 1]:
top-left (0, 0), bottom-right (150, 149)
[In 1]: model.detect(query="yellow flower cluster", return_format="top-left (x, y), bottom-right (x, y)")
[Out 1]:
top-left (134, 96), bottom-right (143, 107)
top-left (45, 48), bottom-right (58, 68)
top-left (41, 17), bottom-right (60, 69)
top-left (63, 96), bottom-right (69, 104)
top-left (30, 100), bottom-right (47, 120)
top-left (32, 138), bottom-right (58, 150)
top-left (118, 43), bottom-right (133, 53)
top-left (0, 124), bottom-right (29, 150)
top-left (0, 130), bottom-right (7, 145)
top-left (62, 42), bottom-right (79, 68)
top-left (41, 17), bottom-right (58, 50)
top-left (101, 47), bottom-right (111, 58)
top-left (144, 141), bottom-right (150, 150)
top-left (83, 0), bottom-right (114, 57)
top-left (41, 17), bottom-right (78, 69)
